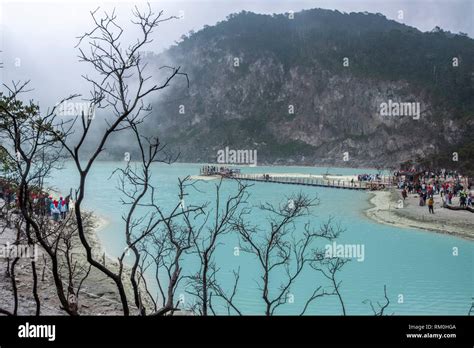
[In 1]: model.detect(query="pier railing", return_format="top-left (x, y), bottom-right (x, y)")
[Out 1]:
top-left (230, 174), bottom-right (392, 191)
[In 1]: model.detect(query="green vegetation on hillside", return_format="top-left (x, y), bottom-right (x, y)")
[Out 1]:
top-left (148, 8), bottom-right (474, 172)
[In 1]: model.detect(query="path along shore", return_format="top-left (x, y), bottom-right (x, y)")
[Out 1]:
top-left (365, 189), bottom-right (474, 241)
top-left (192, 172), bottom-right (473, 240)
top-left (0, 203), bottom-right (153, 315)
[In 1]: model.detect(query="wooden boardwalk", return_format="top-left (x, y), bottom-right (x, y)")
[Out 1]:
top-left (230, 174), bottom-right (391, 191)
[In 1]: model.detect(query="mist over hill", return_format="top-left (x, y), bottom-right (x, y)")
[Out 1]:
top-left (104, 8), bottom-right (474, 173)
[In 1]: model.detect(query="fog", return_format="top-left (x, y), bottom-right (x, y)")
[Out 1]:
top-left (0, 0), bottom-right (472, 112)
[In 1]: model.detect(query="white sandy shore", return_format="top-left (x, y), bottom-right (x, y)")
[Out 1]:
top-left (365, 190), bottom-right (474, 240)
top-left (191, 174), bottom-right (472, 241)
top-left (0, 205), bottom-right (152, 315)
top-left (93, 214), bottom-right (110, 233)
top-left (189, 175), bottom-right (221, 181)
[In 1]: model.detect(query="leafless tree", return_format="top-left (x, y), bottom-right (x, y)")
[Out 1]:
top-left (56, 214), bottom-right (93, 314)
top-left (0, 81), bottom-right (79, 315)
top-left (311, 256), bottom-right (349, 315)
top-left (110, 118), bottom-right (204, 315)
top-left (49, 5), bottom-right (188, 316)
top-left (208, 267), bottom-right (242, 315)
top-left (0, 5), bottom-right (397, 318)
top-left (231, 193), bottom-right (343, 315)
top-left (5, 224), bottom-right (21, 315)
top-left (363, 285), bottom-right (391, 316)
top-left (140, 177), bottom-right (207, 316)
top-left (186, 179), bottom-right (250, 316)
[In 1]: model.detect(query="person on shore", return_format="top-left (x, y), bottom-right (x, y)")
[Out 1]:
top-left (401, 188), bottom-right (407, 200)
top-left (60, 198), bottom-right (67, 219)
top-left (459, 190), bottom-right (467, 208)
top-left (32, 194), bottom-right (39, 215)
top-left (5, 189), bottom-right (14, 205)
top-left (45, 196), bottom-right (51, 216)
top-left (428, 196), bottom-right (434, 214)
top-left (65, 196), bottom-right (70, 213)
top-left (49, 198), bottom-right (55, 216)
top-left (448, 191), bottom-right (453, 205)
top-left (38, 194), bottom-right (45, 216)
top-left (52, 204), bottom-right (60, 222)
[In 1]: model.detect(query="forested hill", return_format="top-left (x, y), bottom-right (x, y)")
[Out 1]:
top-left (117, 8), bottom-right (474, 173)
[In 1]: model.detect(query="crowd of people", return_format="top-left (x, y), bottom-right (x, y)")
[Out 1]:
top-left (200, 165), bottom-right (241, 177)
top-left (0, 179), bottom-right (72, 222)
top-left (396, 168), bottom-right (473, 214)
top-left (357, 173), bottom-right (382, 182)
top-left (395, 168), bottom-right (466, 181)
top-left (0, 179), bottom-right (16, 205)
top-left (31, 194), bottom-right (72, 222)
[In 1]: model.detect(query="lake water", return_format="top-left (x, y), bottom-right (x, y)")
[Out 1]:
top-left (48, 162), bottom-right (473, 315)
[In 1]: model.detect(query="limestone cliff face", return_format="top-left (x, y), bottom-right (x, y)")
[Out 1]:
top-left (140, 9), bottom-right (474, 168)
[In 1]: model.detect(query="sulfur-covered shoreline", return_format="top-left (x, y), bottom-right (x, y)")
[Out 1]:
top-left (365, 189), bottom-right (474, 241)
top-left (0, 207), bottom-right (152, 315)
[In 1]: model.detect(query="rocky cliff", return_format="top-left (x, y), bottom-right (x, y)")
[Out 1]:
top-left (138, 9), bottom-right (474, 171)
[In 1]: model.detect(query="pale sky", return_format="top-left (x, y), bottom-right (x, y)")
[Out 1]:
top-left (0, 0), bottom-right (472, 105)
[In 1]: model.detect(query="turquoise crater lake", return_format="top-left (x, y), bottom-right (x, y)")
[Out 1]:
top-left (48, 162), bottom-right (473, 315)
